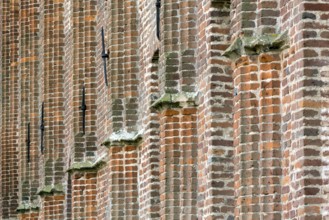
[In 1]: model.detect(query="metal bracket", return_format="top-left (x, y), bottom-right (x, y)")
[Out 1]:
top-left (79, 85), bottom-right (87, 134)
top-left (26, 123), bottom-right (31, 163)
top-left (101, 27), bottom-right (109, 86)
top-left (156, 0), bottom-right (161, 40)
top-left (40, 102), bottom-right (45, 154)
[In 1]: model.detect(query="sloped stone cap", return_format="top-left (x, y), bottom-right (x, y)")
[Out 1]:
top-left (37, 184), bottom-right (64, 196)
top-left (151, 92), bottom-right (198, 110)
top-left (16, 202), bottom-right (39, 213)
top-left (102, 130), bottom-right (142, 147)
top-left (223, 31), bottom-right (289, 60)
top-left (67, 154), bottom-right (107, 172)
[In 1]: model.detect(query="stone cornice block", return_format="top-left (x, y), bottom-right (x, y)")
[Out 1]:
top-left (223, 31), bottom-right (289, 60)
top-left (102, 130), bottom-right (143, 147)
top-left (151, 92), bottom-right (198, 110)
top-left (16, 202), bottom-right (39, 213)
top-left (67, 154), bottom-right (107, 172)
top-left (37, 184), bottom-right (64, 196)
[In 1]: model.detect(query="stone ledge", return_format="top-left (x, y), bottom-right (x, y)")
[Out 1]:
top-left (102, 130), bottom-right (142, 147)
top-left (37, 184), bottom-right (64, 196)
top-left (151, 92), bottom-right (198, 110)
top-left (16, 202), bottom-right (39, 213)
top-left (223, 31), bottom-right (289, 60)
top-left (67, 154), bottom-right (107, 172)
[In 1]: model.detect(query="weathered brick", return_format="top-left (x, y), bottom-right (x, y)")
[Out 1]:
top-left (2, 0), bottom-right (329, 219)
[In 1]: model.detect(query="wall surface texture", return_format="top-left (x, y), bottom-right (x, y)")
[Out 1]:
top-left (1, 0), bottom-right (329, 219)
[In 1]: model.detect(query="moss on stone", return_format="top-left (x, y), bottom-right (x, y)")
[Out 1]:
top-left (16, 202), bottom-right (39, 213)
top-left (102, 130), bottom-right (142, 147)
top-left (69, 161), bottom-right (93, 170)
top-left (37, 184), bottom-right (64, 196)
top-left (151, 92), bottom-right (198, 110)
top-left (67, 154), bottom-right (107, 172)
top-left (53, 184), bottom-right (64, 193)
top-left (151, 93), bottom-right (173, 109)
top-left (223, 31), bottom-right (289, 60)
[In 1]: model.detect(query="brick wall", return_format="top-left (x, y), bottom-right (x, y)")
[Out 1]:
top-left (232, 54), bottom-right (282, 219)
top-left (158, 108), bottom-right (198, 219)
top-left (137, 1), bottom-right (161, 218)
top-left (2, 0), bottom-right (329, 219)
top-left (1, 1), bottom-right (20, 218)
top-left (197, 0), bottom-right (234, 219)
top-left (0, 1), bottom-right (2, 218)
top-left (280, 1), bottom-right (329, 219)
top-left (108, 145), bottom-right (139, 219)
top-left (18, 1), bottom-right (41, 218)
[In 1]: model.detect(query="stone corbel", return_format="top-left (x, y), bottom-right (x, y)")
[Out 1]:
top-left (101, 130), bottom-right (143, 147)
top-left (223, 31), bottom-right (289, 60)
top-left (151, 92), bottom-right (199, 110)
top-left (16, 202), bottom-right (39, 213)
top-left (67, 153), bottom-right (107, 172)
top-left (37, 184), bottom-right (64, 196)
